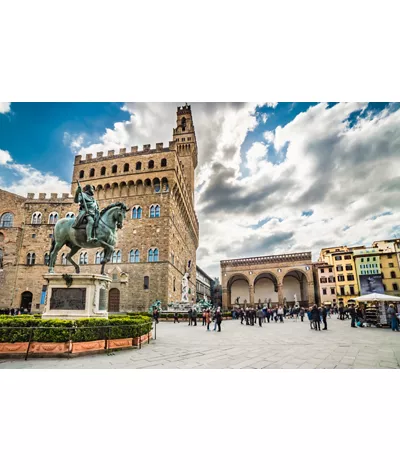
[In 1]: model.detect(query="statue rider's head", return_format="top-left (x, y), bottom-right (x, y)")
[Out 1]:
top-left (83, 184), bottom-right (95, 196)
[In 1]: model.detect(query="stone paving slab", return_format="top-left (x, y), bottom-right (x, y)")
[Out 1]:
top-left (1, 317), bottom-right (400, 369)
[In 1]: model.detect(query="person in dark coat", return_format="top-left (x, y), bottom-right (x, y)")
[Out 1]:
top-left (188, 308), bottom-right (193, 326)
top-left (320, 305), bottom-right (328, 330)
top-left (216, 308), bottom-right (222, 332)
top-left (348, 304), bottom-right (356, 327)
top-left (173, 311), bottom-right (179, 323)
top-left (387, 304), bottom-right (399, 331)
top-left (240, 308), bottom-right (244, 324)
top-left (311, 305), bottom-right (320, 331)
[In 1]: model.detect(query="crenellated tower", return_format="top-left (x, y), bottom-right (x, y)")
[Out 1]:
top-left (173, 104), bottom-right (198, 205)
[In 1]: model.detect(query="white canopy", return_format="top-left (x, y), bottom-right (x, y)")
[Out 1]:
top-left (351, 293), bottom-right (400, 302)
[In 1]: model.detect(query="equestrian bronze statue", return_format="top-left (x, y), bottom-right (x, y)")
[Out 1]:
top-left (48, 182), bottom-right (129, 275)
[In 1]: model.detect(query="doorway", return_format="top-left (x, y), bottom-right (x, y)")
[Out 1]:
top-left (108, 288), bottom-right (120, 312)
top-left (21, 291), bottom-right (33, 312)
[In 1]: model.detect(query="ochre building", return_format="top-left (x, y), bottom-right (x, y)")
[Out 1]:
top-left (0, 105), bottom-right (199, 312)
top-left (220, 252), bottom-right (315, 310)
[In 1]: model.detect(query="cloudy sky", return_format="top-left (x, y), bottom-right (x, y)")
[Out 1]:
top-left (1, 102), bottom-right (400, 278)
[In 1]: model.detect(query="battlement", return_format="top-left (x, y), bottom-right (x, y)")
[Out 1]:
top-left (177, 104), bottom-right (191, 115)
top-left (26, 193), bottom-right (72, 201)
top-left (74, 142), bottom-right (177, 164)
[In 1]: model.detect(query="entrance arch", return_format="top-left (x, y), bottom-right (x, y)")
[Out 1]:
top-left (108, 288), bottom-right (120, 312)
top-left (21, 291), bottom-right (33, 312)
top-left (227, 274), bottom-right (249, 307)
top-left (282, 270), bottom-right (308, 306)
top-left (254, 273), bottom-right (278, 305)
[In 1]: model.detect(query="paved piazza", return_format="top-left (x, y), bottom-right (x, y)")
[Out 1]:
top-left (1, 318), bottom-right (399, 369)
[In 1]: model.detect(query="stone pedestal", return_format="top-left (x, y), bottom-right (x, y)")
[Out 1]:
top-left (42, 273), bottom-right (112, 320)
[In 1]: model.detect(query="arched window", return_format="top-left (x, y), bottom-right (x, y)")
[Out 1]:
top-left (26, 252), bottom-right (35, 265)
top-left (79, 252), bottom-right (88, 265)
top-left (79, 170), bottom-right (85, 178)
top-left (123, 163), bottom-right (129, 172)
top-left (153, 248), bottom-right (159, 262)
top-left (154, 181), bottom-right (161, 193)
top-left (31, 212), bottom-right (42, 224)
top-left (61, 253), bottom-right (67, 265)
top-left (95, 251), bottom-right (104, 264)
top-left (65, 212), bottom-right (75, 219)
top-left (132, 206), bottom-right (142, 219)
top-left (129, 249), bottom-right (140, 263)
top-left (0, 212), bottom-right (13, 228)
top-left (390, 271), bottom-right (396, 279)
top-left (161, 158), bottom-right (167, 167)
top-left (44, 253), bottom-right (50, 266)
top-left (136, 162), bottom-right (142, 170)
top-left (48, 212), bottom-right (58, 224)
top-left (181, 117), bottom-right (186, 131)
top-left (101, 166), bottom-right (106, 176)
top-left (144, 276), bottom-right (149, 290)
top-left (112, 165), bottom-right (117, 174)
top-left (90, 168), bottom-right (95, 177)
top-left (112, 250), bottom-right (121, 263)
top-left (148, 249), bottom-right (153, 263)
top-left (150, 204), bottom-right (160, 218)
top-left (148, 160), bottom-right (154, 169)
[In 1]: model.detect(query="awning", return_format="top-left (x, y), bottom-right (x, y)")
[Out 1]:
top-left (351, 293), bottom-right (400, 302)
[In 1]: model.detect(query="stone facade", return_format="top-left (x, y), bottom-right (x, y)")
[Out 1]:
top-left (0, 105), bottom-right (199, 312)
top-left (221, 252), bottom-right (315, 309)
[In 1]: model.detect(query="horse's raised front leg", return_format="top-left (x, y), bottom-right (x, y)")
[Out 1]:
top-left (49, 242), bottom-right (64, 273)
top-left (67, 245), bottom-right (81, 274)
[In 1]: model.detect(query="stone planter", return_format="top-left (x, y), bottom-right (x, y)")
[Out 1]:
top-left (0, 342), bottom-right (29, 354)
top-left (107, 338), bottom-right (133, 349)
top-left (132, 332), bottom-right (151, 345)
top-left (29, 342), bottom-right (70, 354)
top-left (71, 339), bottom-right (106, 354)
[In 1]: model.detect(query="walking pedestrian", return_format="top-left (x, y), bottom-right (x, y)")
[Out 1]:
top-left (202, 310), bottom-right (206, 326)
top-left (205, 309), bottom-right (211, 331)
top-left (307, 307), bottom-right (313, 329)
top-left (174, 311), bottom-right (179, 323)
top-left (348, 304), bottom-right (356, 328)
top-left (256, 307), bottom-right (264, 327)
top-left (321, 305), bottom-right (328, 330)
top-left (388, 304), bottom-right (399, 332)
top-left (188, 308), bottom-right (193, 326)
top-left (300, 307), bottom-right (305, 322)
top-left (311, 304), bottom-right (320, 331)
top-left (277, 305), bottom-right (284, 322)
top-left (216, 307), bottom-right (222, 332)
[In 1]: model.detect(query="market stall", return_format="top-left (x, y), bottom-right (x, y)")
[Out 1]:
top-left (351, 293), bottom-right (400, 327)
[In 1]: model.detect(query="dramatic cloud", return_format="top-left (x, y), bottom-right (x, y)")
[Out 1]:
top-left (0, 149), bottom-right (70, 197)
top-left (0, 102), bottom-right (11, 114)
top-left (68, 102), bottom-right (400, 278)
top-left (63, 132), bottom-right (85, 153)
top-left (0, 149), bottom-right (12, 165)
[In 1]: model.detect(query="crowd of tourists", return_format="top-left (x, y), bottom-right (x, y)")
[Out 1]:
top-left (230, 303), bottom-right (400, 332)
top-left (0, 307), bottom-right (27, 316)
top-left (153, 301), bottom-right (400, 333)
top-left (170, 307), bottom-right (224, 331)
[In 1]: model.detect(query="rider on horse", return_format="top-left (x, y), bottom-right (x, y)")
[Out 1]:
top-left (72, 183), bottom-right (99, 242)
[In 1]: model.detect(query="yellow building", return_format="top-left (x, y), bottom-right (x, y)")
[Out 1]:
top-left (319, 245), bottom-right (365, 305)
top-left (372, 239), bottom-right (400, 296)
